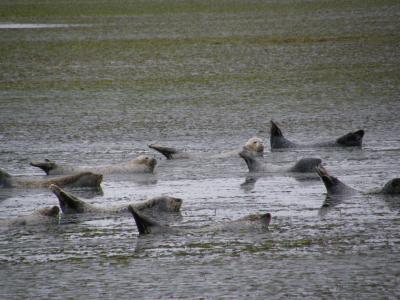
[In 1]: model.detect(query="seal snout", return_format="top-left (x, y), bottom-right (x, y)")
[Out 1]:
top-left (49, 184), bottom-right (61, 195)
top-left (173, 197), bottom-right (183, 211)
top-left (315, 164), bottom-right (328, 178)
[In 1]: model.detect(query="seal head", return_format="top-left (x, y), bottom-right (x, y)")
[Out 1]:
top-left (38, 206), bottom-right (60, 218)
top-left (0, 169), bottom-right (12, 187)
top-left (133, 155), bottom-right (157, 172)
top-left (336, 130), bottom-right (364, 147)
top-left (380, 178), bottom-right (400, 195)
top-left (315, 164), bottom-right (355, 195)
top-left (243, 137), bottom-right (264, 157)
top-left (290, 158), bottom-right (322, 173)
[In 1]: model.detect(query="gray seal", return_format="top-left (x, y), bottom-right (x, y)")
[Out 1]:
top-left (30, 154), bottom-right (157, 176)
top-left (149, 137), bottom-right (265, 160)
top-left (315, 164), bottom-right (400, 196)
top-left (49, 184), bottom-right (182, 215)
top-left (239, 148), bottom-right (321, 173)
top-left (270, 120), bottom-right (364, 150)
top-left (315, 164), bottom-right (400, 215)
top-left (128, 205), bottom-right (272, 235)
top-left (0, 169), bottom-right (102, 189)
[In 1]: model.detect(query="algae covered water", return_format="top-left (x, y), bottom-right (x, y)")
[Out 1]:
top-left (1, 0), bottom-right (400, 298)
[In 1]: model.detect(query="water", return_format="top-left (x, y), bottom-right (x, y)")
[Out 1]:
top-left (1, 0), bottom-right (400, 298)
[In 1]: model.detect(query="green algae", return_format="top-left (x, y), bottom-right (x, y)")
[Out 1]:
top-left (1, 0), bottom-right (399, 18)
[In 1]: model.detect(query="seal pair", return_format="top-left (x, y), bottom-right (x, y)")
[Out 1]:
top-left (1, 185), bottom-right (182, 228)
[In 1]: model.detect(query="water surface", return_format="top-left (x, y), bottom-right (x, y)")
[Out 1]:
top-left (1, 0), bottom-right (400, 299)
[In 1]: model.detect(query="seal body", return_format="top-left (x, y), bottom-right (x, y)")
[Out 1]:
top-left (149, 137), bottom-right (265, 160)
top-left (128, 205), bottom-right (271, 236)
top-left (0, 169), bottom-right (102, 189)
top-left (315, 164), bottom-right (400, 196)
top-left (270, 120), bottom-right (364, 150)
top-left (1, 206), bottom-right (60, 227)
top-left (30, 155), bottom-right (157, 176)
top-left (238, 149), bottom-right (321, 174)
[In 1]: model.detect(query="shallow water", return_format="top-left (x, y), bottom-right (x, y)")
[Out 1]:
top-left (1, 0), bottom-right (400, 299)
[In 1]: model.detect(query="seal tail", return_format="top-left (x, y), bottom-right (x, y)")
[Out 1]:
top-left (128, 205), bottom-right (160, 235)
top-left (270, 120), bottom-right (296, 149)
top-left (270, 120), bottom-right (283, 137)
top-left (148, 144), bottom-right (178, 160)
top-left (336, 130), bottom-right (364, 147)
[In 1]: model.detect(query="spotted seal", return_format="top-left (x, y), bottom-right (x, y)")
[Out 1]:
top-left (1, 206), bottom-right (60, 227)
top-left (49, 184), bottom-right (182, 215)
top-left (270, 120), bottom-right (364, 150)
top-left (315, 164), bottom-right (400, 215)
top-left (0, 169), bottom-right (102, 189)
top-left (239, 148), bottom-right (322, 173)
top-left (148, 137), bottom-right (265, 160)
top-left (316, 164), bottom-right (400, 196)
top-left (30, 154), bottom-right (157, 176)
top-left (128, 205), bottom-right (271, 235)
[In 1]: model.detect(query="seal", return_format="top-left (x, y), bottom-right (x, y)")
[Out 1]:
top-left (1, 206), bottom-right (60, 227)
top-left (49, 184), bottom-right (182, 215)
top-left (239, 148), bottom-right (322, 173)
top-left (0, 169), bottom-right (102, 189)
top-left (128, 205), bottom-right (272, 235)
top-left (270, 120), bottom-right (365, 150)
top-left (30, 154), bottom-right (157, 176)
top-left (315, 164), bottom-right (400, 196)
top-left (148, 137), bottom-right (265, 160)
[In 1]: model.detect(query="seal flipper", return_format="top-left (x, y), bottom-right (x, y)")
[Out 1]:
top-left (336, 130), bottom-right (364, 147)
top-left (30, 159), bottom-right (57, 175)
top-left (148, 144), bottom-right (179, 160)
top-left (128, 205), bottom-right (161, 235)
top-left (270, 121), bottom-right (296, 149)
